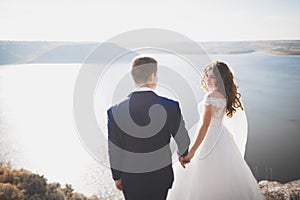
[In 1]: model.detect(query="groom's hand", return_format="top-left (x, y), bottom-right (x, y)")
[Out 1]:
top-left (179, 156), bottom-right (189, 168)
top-left (179, 156), bottom-right (185, 168)
top-left (114, 179), bottom-right (123, 191)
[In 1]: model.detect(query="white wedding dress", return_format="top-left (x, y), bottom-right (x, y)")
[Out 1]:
top-left (168, 95), bottom-right (265, 200)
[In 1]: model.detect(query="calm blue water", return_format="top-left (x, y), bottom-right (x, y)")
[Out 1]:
top-left (210, 52), bottom-right (300, 183)
top-left (0, 52), bottom-right (300, 198)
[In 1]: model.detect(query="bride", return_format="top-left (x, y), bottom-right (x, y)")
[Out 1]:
top-left (168, 61), bottom-right (264, 199)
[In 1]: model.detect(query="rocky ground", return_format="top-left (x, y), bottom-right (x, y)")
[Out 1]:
top-left (1, 163), bottom-right (299, 200)
top-left (259, 180), bottom-right (300, 200)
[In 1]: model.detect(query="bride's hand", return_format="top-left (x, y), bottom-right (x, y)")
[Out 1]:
top-left (114, 179), bottom-right (123, 191)
top-left (184, 151), bottom-right (195, 163)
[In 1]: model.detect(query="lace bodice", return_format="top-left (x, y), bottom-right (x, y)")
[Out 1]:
top-left (204, 96), bottom-right (227, 126)
top-left (196, 93), bottom-right (248, 158)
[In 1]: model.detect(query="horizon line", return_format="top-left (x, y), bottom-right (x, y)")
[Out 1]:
top-left (1, 39), bottom-right (300, 43)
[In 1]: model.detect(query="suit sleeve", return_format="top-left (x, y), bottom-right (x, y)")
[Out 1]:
top-left (169, 102), bottom-right (190, 157)
top-left (107, 108), bottom-right (122, 180)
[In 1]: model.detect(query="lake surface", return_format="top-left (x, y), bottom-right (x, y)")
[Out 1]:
top-left (0, 52), bottom-right (300, 198)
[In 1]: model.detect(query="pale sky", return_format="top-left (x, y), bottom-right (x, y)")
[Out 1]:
top-left (0, 0), bottom-right (300, 42)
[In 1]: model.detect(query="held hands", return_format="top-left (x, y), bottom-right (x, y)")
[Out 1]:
top-left (179, 151), bottom-right (195, 168)
top-left (179, 156), bottom-right (189, 168)
top-left (114, 179), bottom-right (123, 191)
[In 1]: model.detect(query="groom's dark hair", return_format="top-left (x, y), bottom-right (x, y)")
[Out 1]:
top-left (131, 56), bottom-right (157, 85)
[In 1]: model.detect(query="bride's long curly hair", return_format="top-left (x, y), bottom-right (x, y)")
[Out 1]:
top-left (200, 61), bottom-right (244, 117)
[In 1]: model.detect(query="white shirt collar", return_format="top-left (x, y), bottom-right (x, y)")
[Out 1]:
top-left (133, 87), bottom-right (157, 94)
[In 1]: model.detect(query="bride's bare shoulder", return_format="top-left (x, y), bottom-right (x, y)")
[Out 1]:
top-left (207, 90), bottom-right (225, 99)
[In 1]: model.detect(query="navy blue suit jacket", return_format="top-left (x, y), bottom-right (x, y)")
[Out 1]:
top-left (107, 91), bottom-right (190, 192)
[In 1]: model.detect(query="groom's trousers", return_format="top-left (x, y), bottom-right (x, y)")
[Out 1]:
top-left (123, 188), bottom-right (169, 200)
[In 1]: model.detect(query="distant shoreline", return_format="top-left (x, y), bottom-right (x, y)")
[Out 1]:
top-left (0, 40), bottom-right (300, 65)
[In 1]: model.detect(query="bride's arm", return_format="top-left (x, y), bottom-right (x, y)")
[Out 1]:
top-left (184, 104), bottom-right (212, 161)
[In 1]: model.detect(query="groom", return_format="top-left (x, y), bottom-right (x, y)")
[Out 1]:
top-left (107, 56), bottom-right (190, 200)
